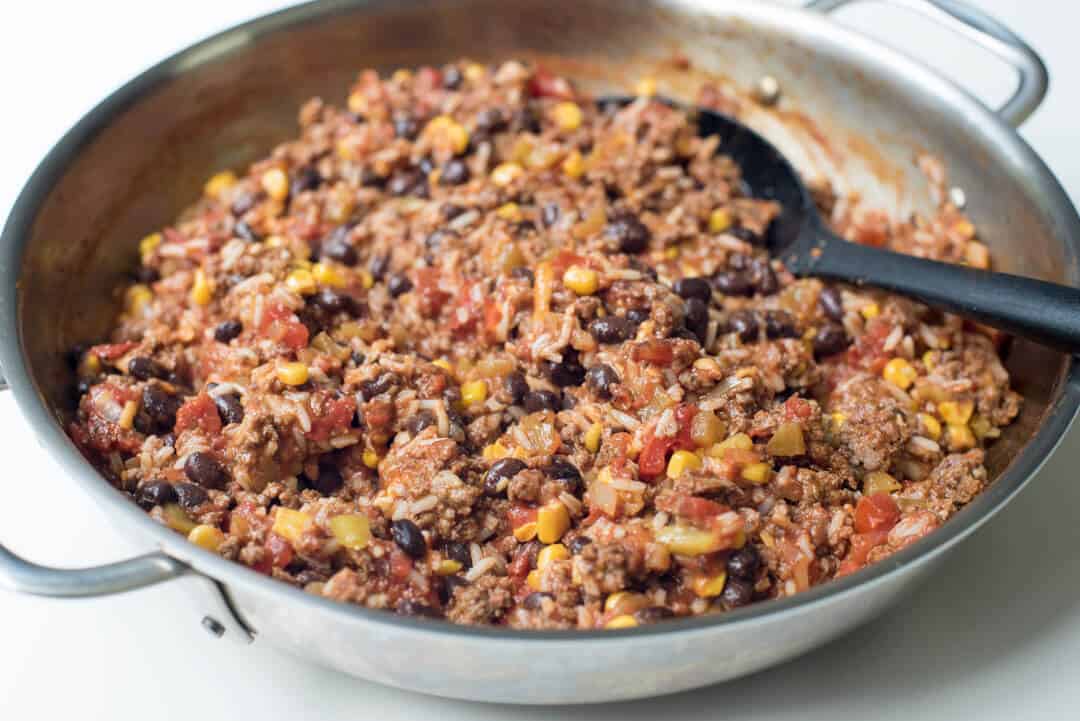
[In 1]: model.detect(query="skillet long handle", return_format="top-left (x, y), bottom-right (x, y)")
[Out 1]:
top-left (795, 232), bottom-right (1080, 353)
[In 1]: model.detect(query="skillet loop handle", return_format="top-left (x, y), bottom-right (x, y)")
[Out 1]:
top-left (805, 0), bottom-right (1048, 126)
top-left (0, 542), bottom-right (187, 597)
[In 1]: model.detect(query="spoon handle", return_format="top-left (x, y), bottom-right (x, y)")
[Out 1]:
top-left (796, 231), bottom-right (1080, 352)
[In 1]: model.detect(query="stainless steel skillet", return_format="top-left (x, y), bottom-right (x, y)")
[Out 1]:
top-left (0, 0), bottom-right (1077, 704)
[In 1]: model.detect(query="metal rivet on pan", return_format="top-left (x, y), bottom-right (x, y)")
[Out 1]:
top-left (949, 186), bottom-right (967, 209)
top-left (201, 616), bottom-right (226, 638)
top-left (755, 75), bottom-right (781, 106)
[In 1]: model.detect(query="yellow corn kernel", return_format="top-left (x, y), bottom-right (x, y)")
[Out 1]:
top-left (938, 400), bottom-right (974, 426)
top-left (741, 462), bottom-right (772, 485)
top-left (965, 241), bottom-right (990, 269)
top-left (286, 268), bottom-right (318, 296)
top-left (272, 508), bottom-right (313, 545)
top-left (312, 262), bottom-right (346, 288)
top-left (691, 570), bottom-right (728, 598)
top-left (707, 432), bottom-right (753, 457)
top-left (829, 412), bottom-right (847, 430)
top-left (514, 521), bottom-right (539, 542)
top-left (358, 269), bottom-right (375, 289)
top-left (391, 68), bottom-right (413, 84)
top-left (188, 524), bottom-right (226, 552)
top-left (362, 448), bottom-right (379, 469)
top-left (766, 422), bottom-right (805, 457)
top-left (918, 413), bottom-right (942, 441)
top-left (863, 470), bottom-right (901, 496)
top-left (946, 424), bottom-right (976, 451)
top-left (125, 284), bottom-right (153, 314)
top-left (552, 102), bottom-right (583, 131)
top-left (329, 514), bottom-right (371, 550)
top-left (261, 167), bottom-right (289, 202)
top-left (526, 569), bottom-right (542, 591)
top-left (654, 524), bottom-right (722, 556)
top-left (461, 379), bottom-right (489, 406)
top-left (584, 422), bottom-right (603, 453)
top-left (635, 76), bottom-right (658, 97)
top-left (883, 358), bottom-right (918, 390)
top-left (562, 150), bottom-right (585, 179)
top-left (432, 358), bottom-right (453, 373)
top-left (667, 449), bottom-right (702, 479)
top-left (204, 170), bottom-right (237, 199)
top-left (604, 591), bottom-right (649, 615)
top-left (860, 302), bottom-right (880, 320)
top-left (971, 415), bottom-right (997, 441)
top-left (118, 400), bottom-right (138, 430)
top-left (425, 115), bottom-right (470, 155)
top-left (79, 353), bottom-right (102, 377)
top-left (563, 265), bottom-right (599, 296)
top-left (496, 202), bottom-right (522, 221)
top-left (953, 219), bottom-right (976, 239)
top-left (690, 412), bottom-right (725, 448)
top-left (482, 442), bottom-right (509, 461)
top-left (464, 62), bottom-right (486, 82)
top-left (139, 232), bottom-right (162, 262)
top-left (537, 543), bottom-right (570, 569)
top-left (276, 362), bottom-right (309, 386)
top-left (347, 90), bottom-right (368, 115)
top-left (163, 504), bottom-right (197, 534)
top-left (664, 246), bottom-right (680, 260)
top-left (922, 350), bottom-right (936, 370)
top-left (435, 559), bottom-right (463, 576)
top-left (537, 501), bottom-right (571, 544)
top-left (190, 269), bottom-right (213, 306)
top-left (491, 162), bottom-right (524, 187)
top-left (605, 614), bottom-right (639, 629)
top-left (708, 208), bottom-right (733, 233)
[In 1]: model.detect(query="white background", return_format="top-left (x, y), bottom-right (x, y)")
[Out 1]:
top-left (2, 1), bottom-right (1078, 718)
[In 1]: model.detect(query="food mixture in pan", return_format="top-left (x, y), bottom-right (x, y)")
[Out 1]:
top-left (69, 61), bottom-right (1021, 629)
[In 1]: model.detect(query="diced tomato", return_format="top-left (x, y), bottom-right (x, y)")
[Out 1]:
top-left (414, 66), bottom-right (442, 90)
top-left (852, 210), bottom-right (890, 248)
top-left (673, 404), bottom-right (697, 450)
top-left (548, 249), bottom-right (587, 276)
top-left (507, 549), bottom-right (532, 582)
top-left (449, 281), bottom-right (483, 336)
top-left (527, 67), bottom-right (575, 100)
top-left (415, 267), bottom-right (450, 318)
top-left (783, 396), bottom-right (813, 422)
top-left (836, 529), bottom-right (890, 577)
top-left (174, 393), bottom-right (222, 435)
top-left (259, 301), bottom-right (309, 351)
top-left (482, 299), bottom-right (502, 337)
top-left (88, 342), bottom-right (137, 362)
top-left (665, 495), bottom-right (728, 521)
top-left (846, 319), bottom-right (891, 371)
top-left (388, 548), bottom-right (414, 583)
top-left (508, 504), bottom-right (538, 530)
top-left (632, 339), bottom-right (674, 366)
top-left (308, 394), bottom-right (357, 442)
top-left (853, 493), bottom-right (901, 534)
top-left (260, 533), bottom-right (294, 574)
top-left (638, 436), bottom-right (670, 480)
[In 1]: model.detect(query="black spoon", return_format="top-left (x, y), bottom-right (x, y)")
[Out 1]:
top-left (602, 96), bottom-right (1080, 352)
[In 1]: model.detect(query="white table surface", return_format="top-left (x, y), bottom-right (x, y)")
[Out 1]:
top-left (2, 1), bottom-right (1077, 718)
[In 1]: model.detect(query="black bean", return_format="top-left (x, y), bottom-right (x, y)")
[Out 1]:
top-left (813, 323), bottom-right (849, 358)
top-left (441, 158), bottom-right (470, 185)
top-left (512, 106), bottom-right (541, 134)
top-left (523, 389), bottom-right (561, 413)
top-left (711, 270), bottom-right (753, 297)
top-left (418, 157), bottom-right (436, 175)
top-left (387, 169), bottom-right (426, 197)
top-left (230, 193), bottom-right (257, 216)
top-left (214, 393), bottom-right (244, 426)
top-left (310, 288), bottom-right (356, 315)
top-left (604, 212), bottom-right (651, 253)
top-left (568, 536), bottom-right (592, 554)
top-left (393, 113), bottom-right (420, 140)
top-left (442, 65), bottom-right (463, 89)
top-left (290, 166), bottom-right (323, 196)
top-left (234, 220), bottom-right (261, 242)
top-left (586, 364), bottom-right (620, 400)
top-left (752, 259), bottom-right (779, 296)
top-left (441, 203), bottom-right (466, 220)
top-left (819, 286), bottom-right (844, 321)
top-left (728, 310), bottom-right (760, 342)
top-left (213, 320), bottom-right (242, 343)
top-left (391, 519), bottom-right (427, 559)
top-left (475, 108), bottom-right (507, 133)
top-left (174, 482), bottom-right (208, 509)
top-left (387, 273), bottom-right (413, 298)
top-left (626, 308), bottom-right (650, 325)
top-left (307, 465), bottom-right (344, 496)
top-left (542, 351), bottom-right (585, 387)
top-left (128, 356), bottom-right (166, 381)
top-left (360, 372), bottom-right (398, 400)
top-left (184, 452), bottom-right (228, 490)
top-left (368, 253), bottom-right (390, 282)
top-left (726, 546), bottom-right (761, 580)
top-left (406, 410), bottom-right (436, 435)
top-left (141, 384), bottom-right (180, 432)
top-left (588, 316), bottom-right (636, 344)
top-left (444, 541), bottom-right (472, 569)
top-left (395, 599), bottom-right (442, 618)
top-left (504, 372), bottom-right (529, 405)
top-left (134, 266), bottom-right (160, 284)
top-left (672, 276), bottom-right (712, 302)
top-left (321, 227), bottom-right (358, 266)
top-left (439, 575), bottom-right (469, 604)
top-left (136, 481), bottom-right (176, 509)
top-left (523, 592), bottom-right (554, 610)
top-left (546, 458), bottom-right (582, 494)
top-left (485, 458), bottom-right (527, 497)
top-left (634, 606), bottom-right (676, 624)
top-left (541, 202), bottom-right (561, 228)
top-left (510, 266), bottom-right (534, 284)
top-left (684, 298), bottom-right (709, 343)
top-left (720, 576), bottom-right (754, 608)
top-left (764, 310), bottom-right (798, 339)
